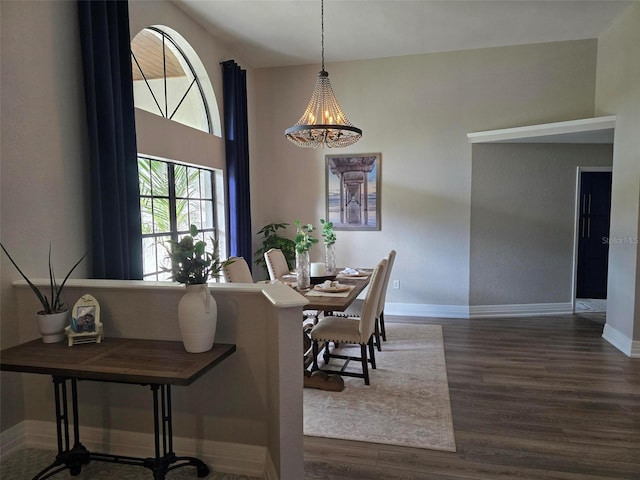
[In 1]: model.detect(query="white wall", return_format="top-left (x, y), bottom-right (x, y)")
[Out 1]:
top-left (253, 40), bottom-right (598, 309)
top-left (595, 2), bottom-right (640, 353)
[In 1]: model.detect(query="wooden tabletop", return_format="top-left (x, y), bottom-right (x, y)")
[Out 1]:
top-left (0, 338), bottom-right (236, 386)
top-left (302, 276), bottom-right (370, 312)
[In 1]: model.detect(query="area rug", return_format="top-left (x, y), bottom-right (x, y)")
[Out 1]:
top-left (304, 323), bottom-right (456, 452)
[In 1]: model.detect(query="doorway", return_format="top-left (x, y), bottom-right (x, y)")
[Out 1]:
top-left (574, 167), bottom-right (612, 312)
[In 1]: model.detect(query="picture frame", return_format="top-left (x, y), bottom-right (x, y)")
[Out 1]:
top-left (325, 153), bottom-right (381, 230)
top-left (65, 294), bottom-right (103, 346)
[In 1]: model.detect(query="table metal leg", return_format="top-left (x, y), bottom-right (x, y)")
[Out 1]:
top-left (143, 384), bottom-right (210, 479)
top-left (34, 377), bottom-right (209, 480)
top-left (33, 377), bottom-right (90, 480)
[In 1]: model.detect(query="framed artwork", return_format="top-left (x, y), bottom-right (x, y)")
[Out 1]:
top-left (325, 153), bottom-right (381, 230)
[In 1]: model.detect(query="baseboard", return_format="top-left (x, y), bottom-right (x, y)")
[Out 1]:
top-left (1, 420), bottom-right (271, 478)
top-left (469, 302), bottom-right (573, 318)
top-left (0, 421), bottom-right (26, 458)
top-left (386, 302), bottom-right (573, 319)
top-left (385, 302), bottom-right (470, 318)
top-left (264, 451), bottom-right (279, 480)
top-left (602, 324), bottom-right (640, 358)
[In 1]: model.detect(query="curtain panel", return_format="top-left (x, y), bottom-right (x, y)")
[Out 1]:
top-left (78, 0), bottom-right (143, 280)
top-left (221, 60), bottom-right (252, 266)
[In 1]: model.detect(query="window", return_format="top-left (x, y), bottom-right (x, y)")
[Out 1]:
top-left (131, 26), bottom-right (225, 281)
top-left (131, 26), bottom-right (221, 136)
top-left (139, 156), bottom-right (218, 281)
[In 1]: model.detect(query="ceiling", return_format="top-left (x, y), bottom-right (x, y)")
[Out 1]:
top-left (171, 0), bottom-right (632, 69)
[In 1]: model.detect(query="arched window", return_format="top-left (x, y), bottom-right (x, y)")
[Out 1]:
top-left (131, 26), bottom-right (221, 136)
top-left (131, 26), bottom-right (224, 280)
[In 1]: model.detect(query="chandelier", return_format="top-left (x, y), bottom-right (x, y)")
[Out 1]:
top-left (284, 0), bottom-right (362, 148)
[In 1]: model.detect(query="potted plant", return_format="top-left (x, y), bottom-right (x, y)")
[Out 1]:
top-left (320, 218), bottom-right (337, 273)
top-left (293, 220), bottom-right (319, 289)
top-left (254, 222), bottom-right (296, 274)
top-left (0, 242), bottom-right (86, 343)
top-left (166, 225), bottom-right (229, 353)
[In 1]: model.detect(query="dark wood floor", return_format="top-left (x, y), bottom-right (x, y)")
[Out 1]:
top-left (304, 314), bottom-right (640, 479)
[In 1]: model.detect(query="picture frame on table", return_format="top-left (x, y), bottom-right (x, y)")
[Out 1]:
top-left (66, 294), bottom-right (103, 346)
top-left (325, 153), bottom-right (381, 231)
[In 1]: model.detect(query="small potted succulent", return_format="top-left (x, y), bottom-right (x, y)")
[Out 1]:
top-left (293, 220), bottom-right (319, 289)
top-left (165, 225), bottom-right (230, 353)
top-left (1, 242), bottom-right (86, 343)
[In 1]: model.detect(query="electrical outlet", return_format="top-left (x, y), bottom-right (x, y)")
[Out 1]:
top-left (393, 280), bottom-right (400, 289)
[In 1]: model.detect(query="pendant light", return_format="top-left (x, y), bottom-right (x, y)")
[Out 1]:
top-left (285, 0), bottom-right (362, 148)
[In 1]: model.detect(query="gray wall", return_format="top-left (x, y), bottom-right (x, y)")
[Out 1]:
top-left (470, 144), bottom-right (613, 306)
top-left (595, 1), bottom-right (640, 344)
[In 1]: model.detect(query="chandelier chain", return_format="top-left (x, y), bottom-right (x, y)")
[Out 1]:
top-left (321, 0), bottom-right (325, 71)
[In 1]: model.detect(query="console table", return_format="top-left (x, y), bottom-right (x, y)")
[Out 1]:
top-left (0, 338), bottom-right (236, 480)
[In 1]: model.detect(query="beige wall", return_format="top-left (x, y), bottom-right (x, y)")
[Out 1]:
top-left (470, 144), bottom-right (613, 306)
top-left (1, 0), bottom-right (90, 430)
top-left (253, 40), bottom-right (598, 308)
top-left (595, 2), bottom-right (640, 345)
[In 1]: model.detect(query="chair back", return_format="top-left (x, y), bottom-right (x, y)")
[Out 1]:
top-left (376, 250), bottom-right (396, 317)
top-left (222, 257), bottom-right (254, 283)
top-left (264, 248), bottom-right (290, 280)
top-left (358, 258), bottom-right (388, 343)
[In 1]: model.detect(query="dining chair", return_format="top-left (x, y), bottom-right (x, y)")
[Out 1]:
top-left (265, 248), bottom-right (322, 324)
top-left (335, 249), bottom-right (396, 350)
top-left (309, 258), bottom-right (388, 385)
top-left (264, 248), bottom-right (290, 280)
top-left (222, 256), bottom-right (254, 283)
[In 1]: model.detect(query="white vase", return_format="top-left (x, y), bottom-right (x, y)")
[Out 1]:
top-left (36, 310), bottom-right (70, 343)
top-left (178, 284), bottom-right (217, 353)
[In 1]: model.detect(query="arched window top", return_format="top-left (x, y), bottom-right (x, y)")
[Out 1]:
top-left (131, 26), bottom-right (221, 137)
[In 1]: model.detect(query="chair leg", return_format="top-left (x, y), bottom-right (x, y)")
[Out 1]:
top-left (380, 311), bottom-right (387, 341)
top-left (323, 342), bottom-right (331, 364)
top-left (368, 337), bottom-right (376, 370)
top-left (311, 341), bottom-right (319, 371)
top-left (360, 344), bottom-right (370, 385)
top-left (374, 320), bottom-right (382, 352)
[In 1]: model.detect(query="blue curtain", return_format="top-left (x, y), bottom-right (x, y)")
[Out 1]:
top-left (222, 60), bottom-right (252, 265)
top-left (78, 0), bottom-right (143, 280)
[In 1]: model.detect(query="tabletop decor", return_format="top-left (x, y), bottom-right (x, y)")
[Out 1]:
top-left (1, 242), bottom-right (86, 343)
top-left (320, 218), bottom-right (337, 273)
top-left (166, 225), bottom-right (229, 353)
top-left (294, 221), bottom-right (319, 290)
top-left (66, 294), bottom-right (103, 346)
top-left (326, 153), bottom-right (381, 230)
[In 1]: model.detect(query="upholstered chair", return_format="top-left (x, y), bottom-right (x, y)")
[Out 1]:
top-left (264, 248), bottom-right (290, 281)
top-left (309, 258), bottom-right (388, 385)
top-left (222, 256), bottom-right (254, 283)
top-left (337, 250), bottom-right (396, 349)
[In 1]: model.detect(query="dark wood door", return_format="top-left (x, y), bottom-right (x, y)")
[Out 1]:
top-left (576, 171), bottom-right (612, 299)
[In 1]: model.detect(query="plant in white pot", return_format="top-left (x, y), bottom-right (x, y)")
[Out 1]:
top-left (1, 242), bottom-right (86, 343)
top-left (166, 225), bottom-right (229, 353)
